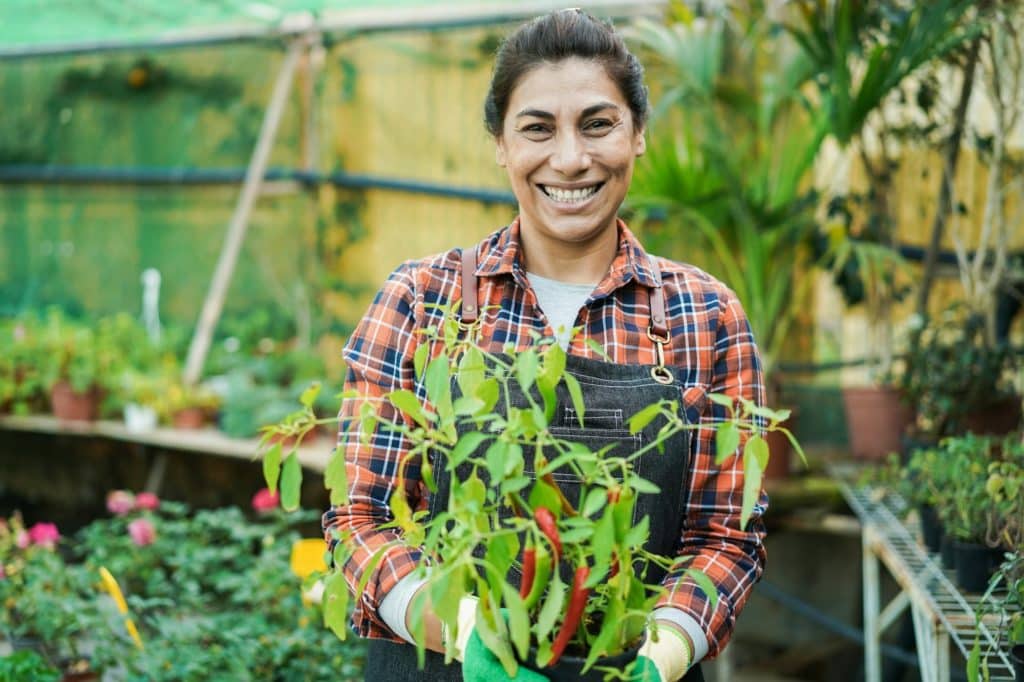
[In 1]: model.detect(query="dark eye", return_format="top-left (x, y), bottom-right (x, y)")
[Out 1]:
top-left (584, 119), bottom-right (613, 133)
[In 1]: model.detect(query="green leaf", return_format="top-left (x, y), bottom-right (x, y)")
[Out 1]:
top-left (686, 567), bottom-right (719, 612)
top-left (582, 488), bottom-right (607, 517)
top-left (325, 447), bottom-right (349, 506)
top-left (623, 515), bottom-right (649, 548)
top-left (388, 389), bottom-right (430, 428)
top-left (628, 403), bottom-right (662, 434)
top-left (457, 346), bottom-right (486, 399)
top-left (541, 343), bottom-right (567, 383)
top-left (299, 381), bottom-right (322, 409)
top-left (966, 637), bottom-right (980, 682)
top-left (707, 393), bottom-right (735, 409)
top-left (535, 570), bottom-right (566, 642)
top-left (424, 356), bottom-right (452, 414)
top-left (485, 440), bottom-right (509, 483)
top-left (475, 594), bottom-right (517, 677)
top-left (280, 452), bottom-right (302, 512)
top-left (449, 432), bottom-right (489, 469)
top-left (499, 475), bottom-right (531, 497)
top-left (564, 373), bottom-right (585, 426)
top-left (516, 349), bottom-right (540, 394)
top-left (715, 422), bottom-right (740, 464)
top-left (745, 434), bottom-right (770, 471)
top-left (741, 439), bottom-right (766, 528)
top-left (475, 378), bottom-right (500, 414)
top-left (414, 342), bottom-right (429, 380)
top-left (502, 580), bottom-right (530, 661)
top-left (322, 571), bottom-right (350, 639)
top-left (585, 338), bottom-right (612, 361)
top-left (262, 443), bottom-right (282, 493)
top-left (629, 476), bottom-right (661, 495)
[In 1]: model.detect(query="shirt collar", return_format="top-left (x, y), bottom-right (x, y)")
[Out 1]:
top-left (476, 217), bottom-right (661, 291)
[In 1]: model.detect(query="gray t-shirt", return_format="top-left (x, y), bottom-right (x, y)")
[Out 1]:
top-left (526, 271), bottom-right (595, 350)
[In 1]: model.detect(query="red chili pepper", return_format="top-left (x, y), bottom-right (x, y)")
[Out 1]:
top-left (534, 506), bottom-right (562, 560)
top-left (520, 542), bottom-right (537, 601)
top-left (549, 565), bottom-right (590, 666)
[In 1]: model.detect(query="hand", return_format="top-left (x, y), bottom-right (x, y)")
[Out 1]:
top-left (461, 613), bottom-right (548, 681)
top-left (626, 655), bottom-right (661, 682)
top-left (634, 621), bottom-right (692, 682)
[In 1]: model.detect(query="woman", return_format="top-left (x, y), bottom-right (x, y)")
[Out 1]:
top-left (323, 9), bottom-right (767, 682)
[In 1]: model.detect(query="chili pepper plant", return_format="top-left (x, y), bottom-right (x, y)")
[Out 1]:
top-left (260, 307), bottom-right (800, 678)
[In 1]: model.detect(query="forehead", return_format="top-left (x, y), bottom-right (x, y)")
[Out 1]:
top-left (506, 57), bottom-right (628, 117)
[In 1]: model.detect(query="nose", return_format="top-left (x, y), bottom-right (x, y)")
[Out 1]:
top-left (548, 131), bottom-right (591, 176)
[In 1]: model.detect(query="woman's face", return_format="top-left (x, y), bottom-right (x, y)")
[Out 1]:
top-left (496, 57), bottom-right (645, 253)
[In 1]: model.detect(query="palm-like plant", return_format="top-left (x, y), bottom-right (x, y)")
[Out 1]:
top-left (627, 10), bottom-right (823, 381)
top-left (785, 0), bottom-right (985, 377)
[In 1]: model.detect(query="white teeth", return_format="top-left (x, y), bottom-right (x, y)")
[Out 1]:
top-left (543, 185), bottom-right (599, 203)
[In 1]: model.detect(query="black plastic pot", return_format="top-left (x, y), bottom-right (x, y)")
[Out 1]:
top-left (940, 534), bottom-right (957, 571)
top-left (918, 505), bottom-right (942, 554)
top-left (523, 643), bottom-right (641, 682)
top-left (952, 540), bottom-right (1000, 593)
top-left (1010, 644), bottom-right (1024, 680)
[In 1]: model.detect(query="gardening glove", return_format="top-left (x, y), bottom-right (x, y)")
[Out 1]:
top-left (631, 622), bottom-right (692, 682)
top-left (462, 621), bottom-right (549, 682)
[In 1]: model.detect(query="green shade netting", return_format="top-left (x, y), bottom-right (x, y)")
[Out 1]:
top-left (0, 0), bottom-right (567, 58)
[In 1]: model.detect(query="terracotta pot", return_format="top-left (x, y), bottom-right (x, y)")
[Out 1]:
top-left (50, 380), bottom-right (100, 421)
top-left (842, 386), bottom-right (913, 461)
top-left (963, 396), bottom-right (1022, 436)
top-left (172, 407), bottom-right (207, 429)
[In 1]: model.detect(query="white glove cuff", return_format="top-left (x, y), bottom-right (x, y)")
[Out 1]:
top-left (639, 621), bottom-right (693, 682)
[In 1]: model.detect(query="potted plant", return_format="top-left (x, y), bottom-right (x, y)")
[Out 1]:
top-left (261, 312), bottom-right (799, 678)
top-left (38, 311), bottom-right (120, 422)
top-left (970, 550), bottom-right (1024, 680)
top-left (899, 307), bottom-right (1021, 442)
top-left (937, 434), bottom-right (1008, 592)
top-left (0, 317), bottom-right (52, 416)
top-left (156, 380), bottom-right (221, 429)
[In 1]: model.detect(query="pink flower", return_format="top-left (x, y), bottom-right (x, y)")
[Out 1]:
top-left (128, 518), bottom-right (156, 546)
top-left (251, 488), bottom-right (280, 513)
top-left (15, 530), bottom-right (30, 549)
top-left (27, 522), bottom-right (60, 549)
top-left (106, 490), bottom-right (135, 516)
top-left (133, 492), bottom-right (160, 511)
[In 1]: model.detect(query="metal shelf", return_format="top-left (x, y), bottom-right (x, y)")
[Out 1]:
top-left (835, 476), bottom-right (1017, 681)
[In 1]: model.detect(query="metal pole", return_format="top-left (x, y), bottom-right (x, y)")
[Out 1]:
top-left (183, 39), bottom-right (304, 385)
top-left (863, 532), bottom-right (882, 682)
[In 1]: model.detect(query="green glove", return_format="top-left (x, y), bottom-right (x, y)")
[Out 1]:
top-left (461, 627), bottom-right (549, 682)
top-left (626, 655), bottom-right (662, 682)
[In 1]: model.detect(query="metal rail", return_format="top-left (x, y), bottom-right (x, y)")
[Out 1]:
top-left (835, 477), bottom-right (1017, 681)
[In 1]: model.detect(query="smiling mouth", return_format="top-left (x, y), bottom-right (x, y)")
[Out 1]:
top-left (539, 183), bottom-right (603, 204)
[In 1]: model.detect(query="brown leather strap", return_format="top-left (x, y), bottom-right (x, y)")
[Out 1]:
top-left (460, 246), bottom-right (479, 324)
top-left (647, 255), bottom-right (668, 339)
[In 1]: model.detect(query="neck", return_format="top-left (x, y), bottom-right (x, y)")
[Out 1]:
top-left (517, 220), bottom-right (619, 285)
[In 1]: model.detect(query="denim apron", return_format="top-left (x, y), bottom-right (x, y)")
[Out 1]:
top-left (364, 249), bottom-right (705, 682)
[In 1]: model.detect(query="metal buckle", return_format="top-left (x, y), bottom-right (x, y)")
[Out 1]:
top-left (650, 366), bottom-right (674, 385)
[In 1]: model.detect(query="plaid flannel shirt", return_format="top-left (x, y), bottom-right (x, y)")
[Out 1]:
top-left (322, 219), bottom-right (768, 658)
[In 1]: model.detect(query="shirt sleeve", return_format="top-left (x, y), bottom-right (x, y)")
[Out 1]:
top-left (321, 261), bottom-right (428, 640)
top-left (656, 286), bottom-right (769, 658)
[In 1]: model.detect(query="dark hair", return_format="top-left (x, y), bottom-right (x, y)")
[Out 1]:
top-left (483, 9), bottom-right (649, 137)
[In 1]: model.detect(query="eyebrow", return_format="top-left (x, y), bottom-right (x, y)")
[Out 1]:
top-left (514, 101), bottom-right (621, 120)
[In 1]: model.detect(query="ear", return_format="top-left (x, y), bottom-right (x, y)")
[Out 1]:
top-left (495, 138), bottom-right (507, 167)
top-left (634, 128), bottom-right (646, 157)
